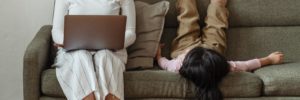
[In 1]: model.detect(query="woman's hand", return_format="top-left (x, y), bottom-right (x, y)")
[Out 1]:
top-left (54, 43), bottom-right (64, 48)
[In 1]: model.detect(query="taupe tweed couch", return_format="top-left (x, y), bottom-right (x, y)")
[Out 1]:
top-left (24, 0), bottom-right (300, 99)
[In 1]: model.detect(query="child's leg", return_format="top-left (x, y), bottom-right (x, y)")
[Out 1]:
top-left (171, 0), bottom-right (202, 58)
top-left (201, 2), bottom-right (229, 55)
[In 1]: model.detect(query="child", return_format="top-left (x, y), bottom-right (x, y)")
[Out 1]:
top-left (157, 46), bottom-right (283, 73)
top-left (157, 0), bottom-right (284, 100)
top-left (156, 46), bottom-right (283, 100)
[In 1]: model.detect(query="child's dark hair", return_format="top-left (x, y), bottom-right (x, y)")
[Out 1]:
top-left (179, 47), bottom-right (230, 100)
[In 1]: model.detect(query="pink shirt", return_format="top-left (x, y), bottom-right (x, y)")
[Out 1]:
top-left (158, 53), bottom-right (261, 73)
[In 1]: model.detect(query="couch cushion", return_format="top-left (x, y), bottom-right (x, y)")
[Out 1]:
top-left (124, 70), bottom-right (187, 99)
top-left (195, 0), bottom-right (300, 27)
top-left (220, 72), bottom-right (262, 98)
top-left (127, 1), bottom-right (170, 69)
top-left (41, 69), bottom-right (65, 97)
top-left (40, 96), bottom-right (66, 100)
top-left (226, 26), bottom-right (300, 62)
top-left (136, 0), bottom-right (300, 28)
top-left (226, 0), bottom-right (300, 27)
top-left (41, 69), bottom-right (262, 98)
top-left (186, 72), bottom-right (262, 98)
top-left (254, 62), bottom-right (300, 96)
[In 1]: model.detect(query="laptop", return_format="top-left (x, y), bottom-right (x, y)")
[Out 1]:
top-left (63, 15), bottom-right (127, 51)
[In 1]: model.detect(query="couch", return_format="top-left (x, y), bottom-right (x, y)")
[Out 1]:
top-left (23, 0), bottom-right (300, 100)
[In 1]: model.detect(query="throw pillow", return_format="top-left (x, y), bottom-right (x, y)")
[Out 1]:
top-left (126, 1), bottom-right (170, 70)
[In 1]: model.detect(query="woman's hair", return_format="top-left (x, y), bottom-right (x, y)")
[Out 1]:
top-left (179, 47), bottom-right (230, 100)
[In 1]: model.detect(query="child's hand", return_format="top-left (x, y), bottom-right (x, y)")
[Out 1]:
top-left (267, 52), bottom-right (284, 65)
top-left (156, 44), bottom-right (165, 60)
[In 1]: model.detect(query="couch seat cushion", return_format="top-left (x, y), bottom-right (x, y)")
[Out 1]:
top-left (185, 72), bottom-right (262, 98)
top-left (41, 69), bottom-right (65, 97)
top-left (255, 62), bottom-right (300, 96)
top-left (41, 69), bottom-right (262, 98)
top-left (219, 72), bottom-right (262, 98)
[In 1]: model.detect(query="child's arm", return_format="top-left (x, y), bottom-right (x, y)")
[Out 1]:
top-left (156, 45), bottom-right (182, 72)
top-left (229, 52), bottom-right (284, 72)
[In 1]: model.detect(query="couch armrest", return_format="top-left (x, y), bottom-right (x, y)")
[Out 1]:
top-left (23, 25), bottom-right (52, 100)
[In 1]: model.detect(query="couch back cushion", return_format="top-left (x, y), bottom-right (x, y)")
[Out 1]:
top-left (226, 27), bottom-right (300, 62)
top-left (226, 0), bottom-right (300, 27)
top-left (137, 0), bottom-right (300, 62)
top-left (137, 0), bottom-right (300, 27)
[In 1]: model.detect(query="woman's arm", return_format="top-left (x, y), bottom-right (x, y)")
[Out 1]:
top-left (229, 52), bottom-right (284, 72)
top-left (121, 0), bottom-right (136, 48)
top-left (52, 0), bottom-right (69, 47)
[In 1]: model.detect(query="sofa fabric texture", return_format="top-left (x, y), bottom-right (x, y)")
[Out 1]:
top-left (23, 0), bottom-right (300, 100)
top-left (255, 62), bottom-right (300, 96)
top-left (41, 69), bottom-right (263, 98)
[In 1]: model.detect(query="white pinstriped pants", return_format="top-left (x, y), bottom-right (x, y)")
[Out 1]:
top-left (54, 48), bottom-right (126, 100)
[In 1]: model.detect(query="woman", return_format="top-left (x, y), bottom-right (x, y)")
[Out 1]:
top-left (51, 0), bottom-right (136, 100)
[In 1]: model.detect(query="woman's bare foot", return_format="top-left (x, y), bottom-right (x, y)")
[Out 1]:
top-left (83, 92), bottom-right (95, 100)
top-left (105, 93), bottom-right (120, 100)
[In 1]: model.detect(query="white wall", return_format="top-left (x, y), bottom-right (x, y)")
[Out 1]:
top-left (0, 0), bottom-right (54, 99)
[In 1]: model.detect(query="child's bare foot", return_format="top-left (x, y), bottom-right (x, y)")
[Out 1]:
top-left (267, 51), bottom-right (284, 64)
